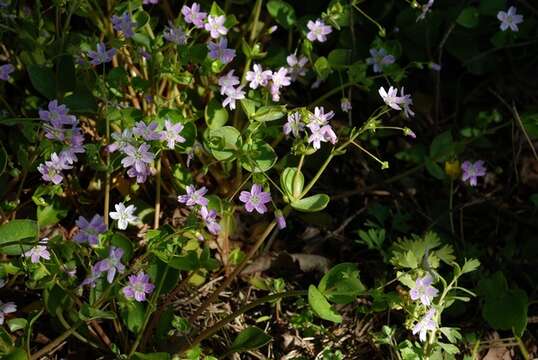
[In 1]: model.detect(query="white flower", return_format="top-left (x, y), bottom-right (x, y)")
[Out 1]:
top-left (109, 202), bottom-right (138, 230)
top-left (218, 70), bottom-right (240, 95)
top-left (399, 87), bottom-right (415, 118)
top-left (416, 0), bottom-right (434, 22)
top-left (204, 15), bottom-right (228, 38)
top-left (222, 85), bottom-right (245, 110)
top-left (245, 63), bottom-right (272, 89)
top-left (378, 86), bottom-right (403, 110)
top-left (497, 6), bottom-right (523, 32)
top-left (287, 52), bottom-right (308, 80)
top-left (270, 67), bottom-right (291, 102)
top-left (306, 19), bottom-right (332, 42)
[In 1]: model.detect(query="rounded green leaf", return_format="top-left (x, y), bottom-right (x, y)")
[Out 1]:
top-left (457, 7), bottom-right (480, 29)
top-left (266, 0), bottom-right (296, 30)
top-left (318, 263), bottom-right (366, 304)
top-left (280, 167), bottom-right (304, 199)
top-left (308, 285), bottom-right (342, 323)
top-left (252, 105), bottom-right (287, 122)
top-left (291, 194), bottom-right (330, 212)
top-left (205, 99), bottom-right (229, 129)
top-left (0, 219), bottom-right (38, 255)
top-left (205, 126), bottom-right (241, 161)
top-left (241, 141), bottom-right (277, 173)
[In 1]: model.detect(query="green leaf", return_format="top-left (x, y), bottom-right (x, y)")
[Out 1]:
top-left (461, 259), bottom-right (480, 274)
top-left (456, 7), bottom-right (480, 29)
top-left (4, 348), bottom-right (28, 360)
top-left (328, 49), bottom-right (352, 67)
top-left (308, 285), bottom-right (342, 323)
top-left (425, 158), bottom-right (445, 180)
top-left (0, 143), bottom-right (8, 176)
top-left (7, 318), bottom-right (27, 332)
top-left (37, 199), bottom-right (68, 227)
top-left (438, 342), bottom-right (460, 355)
top-left (123, 302), bottom-right (146, 333)
top-left (44, 284), bottom-right (70, 315)
top-left (63, 89), bottom-right (97, 113)
top-left (314, 56), bottom-right (331, 80)
top-left (291, 194), bottom-right (330, 212)
top-left (251, 105), bottom-right (287, 122)
top-left (230, 326), bottom-right (272, 353)
top-left (318, 263), bottom-right (366, 304)
top-left (280, 167), bottom-right (304, 199)
top-left (240, 98), bottom-right (257, 119)
top-left (266, 0), bottom-right (296, 30)
top-left (133, 353), bottom-right (170, 360)
top-left (241, 141), bottom-right (277, 173)
top-left (205, 126), bottom-right (241, 161)
top-left (0, 219), bottom-right (38, 255)
top-left (429, 131), bottom-right (453, 160)
top-left (168, 251), bottom-right (199, 271)
top-left (482, 288), bottom-right (528, 336)
top-left (27, 64), bottom-right (56, 99)
top-left (79, 304), bottom-right (116, 321)
top-left (479, 0), bottom-right (505, 16)
top-left (204, 100), bottom-right (229, 129)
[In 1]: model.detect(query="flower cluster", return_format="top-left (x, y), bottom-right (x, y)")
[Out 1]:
top-left (178, 185), bottom-right (221, 235)
top-left (283, 107), bottom-right (338, 150)
top-left (37, 100), bottom-right (85, 185)
top-left (409, 274), bottom-right (439, 341)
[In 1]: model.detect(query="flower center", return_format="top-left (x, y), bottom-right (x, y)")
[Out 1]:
top-left (250, 194), bottom-right (260, 205)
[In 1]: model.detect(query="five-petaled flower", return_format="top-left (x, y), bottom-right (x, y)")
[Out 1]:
top-left (87, 42), bottom-right (116, 65)
top-left (461, 160), bottom-right (486, 186)
top-left (94, 247), bottom-right (125, 283)
top-left (412, 308), bottom-right (437, 342)
top-left (205, 15), bottom-right (228, 39)
top-left (246, 63), bottom-right (272, 89)
top-left (379, 86), bottom-right (403, 110)
top-left (199, 206), bottom-right (221, 235)
top-left (122, 272), bottom-right (155, 302)
top-left (497, 6), bottom-right (523, 32)
top-left (178, 185), bottom-right (209, 207)
top-left (109, 202), bottom-right (138, 230)
top-left (164, 23), bottom-right (187, 45)
top-left (409, 274), bottom-right (439, 306)
top-left (207, 37), bottom-right (236, 64)
top-left (121, 143), bottom-right (155, 172)
top-left (239, 184), bottom-right (272, 214)
top-left (222, 85), bottom-right (245, 110)
top-left (283, 112), bottom-right (304, 138)
top-left (111, 12), bottom-right (135, 38)
top-left (366, 48), bottom-right (395, 73)
top-left (306, 19), bottom-right (332, 42)
top-left (23, 239), bottom-right (50, 264)
top-left (74, 214), bottom-right (107, 246)
top-left (160, 120), bottom-right (185, 149)
top-left (182, 2), bottom-right (207, 28)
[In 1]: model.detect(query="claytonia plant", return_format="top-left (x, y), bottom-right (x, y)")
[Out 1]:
top-left (109, 202), bottom-right (138, 230)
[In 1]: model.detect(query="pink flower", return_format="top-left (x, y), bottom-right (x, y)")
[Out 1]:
top-left (246, 63), bottom-right (272, 89)
top-left (122, 272), bottom-right (155, 302)
top-left (461, 160), bottom-right (486, 186)
top-left (306, 19), bottom-right (332, 42)
top-left (178, 185), bottom-right (209, 207)
top-left (409, 274), bottom-right (438, 306)
top-left (205, 15), bottom-right (227, 39)
top-left (182, 3), bottom-right (207, 28)
top-left (239, 184), bottom-right (272, 214)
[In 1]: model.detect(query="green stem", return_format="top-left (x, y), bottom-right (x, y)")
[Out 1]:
top-left (352, 3), bottom-right (386, 36)
top-left (154, 154), bottom-right (162, 229)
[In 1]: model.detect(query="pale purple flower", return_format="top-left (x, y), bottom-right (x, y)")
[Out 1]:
top-left (276, 213), bottom-right (286, 230)
top-left (94, 247), bottom-right (125, 283)
top-left (127, 165), bottom-right (152, 183)
top-left (409, 274), bottom-right (439, 306)
top-left (404, 127), bottom-right (416, 138)
top-left (429, 62), bottom-right (442, 71)
top-left (283, 112), bottom-right (304, 138)
top-left (307, 124), bottom-right (337, 149)
top-left (178, 185), bottom-right (209, 207)
top-left (133, 121), bottom-right (161, 141)
top-left (497, 6), bottom-right (523, 32)
top-left (222, 85), bottom-right (245, 110)
top-left (24, 241), bottom-right (50, 264)
top-left (60, 129), bottom-right (85, 165)
top-left (207, 37), bottom-right (236, 64)
top-left (379, 86), bottom-right (403, 110)
top-left (164, 23), bottom-right (187, 45)
top-left (109, 202), bottom-right (138, 230)
top-left (306, 19), bottom-right (332, 42)
top-left (399, 87), bottom-right (415, 118)
top-left (112, 12), bottom-right (135, 38)
top-left (143, 0), bottom-right (159, 4)
top-left (309, 106), bottom-right (334, 127)
top-left (239, 184), bottom-right (272, 214)
top-left (417, 0), bottom-right (434, 22)
top-left (182, 3), bottom-right (207, 28)
top-left (38, 152), bottom-right (72, 184)
top-left (160, 120), bottom-right (185, 149)
top-left (270, 67), bottom-right (291, 102)
top-left (0, 301), bottom-right (16, 325)
top-left (246, 63), bottom-right (272, 89)
top-left (81, 265), bottom-right (100, 288)
top-left (366, 48), bottom-right (395, 73)
top-left (39, 100), bottom-right (76, 128)
top-left (122, 272), bottom-right (155, 302)
top-left (218, 70), bottom-right (240, 95)
top-left (0, 64), bottom-right (14, 81)
top-left (108, 129), bottom-right (133, 153)
top-left (87, 42), bottom-right (116, 65)
top-left (199, 206), bottom-right (221, 235)
top-left (287, 52), bottom-right (308, 80)
top-left (412, 308), bottom-right (437, 342)
top-left (268, 25), bottom-right (278, 34)
top-left (74, 214), bottom-right (107, 246)
top-left (205, 15), bottom-right (228, 39)
top-left (461, 160), bottom-right (487, 186)
top-left (121, 143), bottom-right (155, 172)
top-left (341, 98), bottom-right (352, 112)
